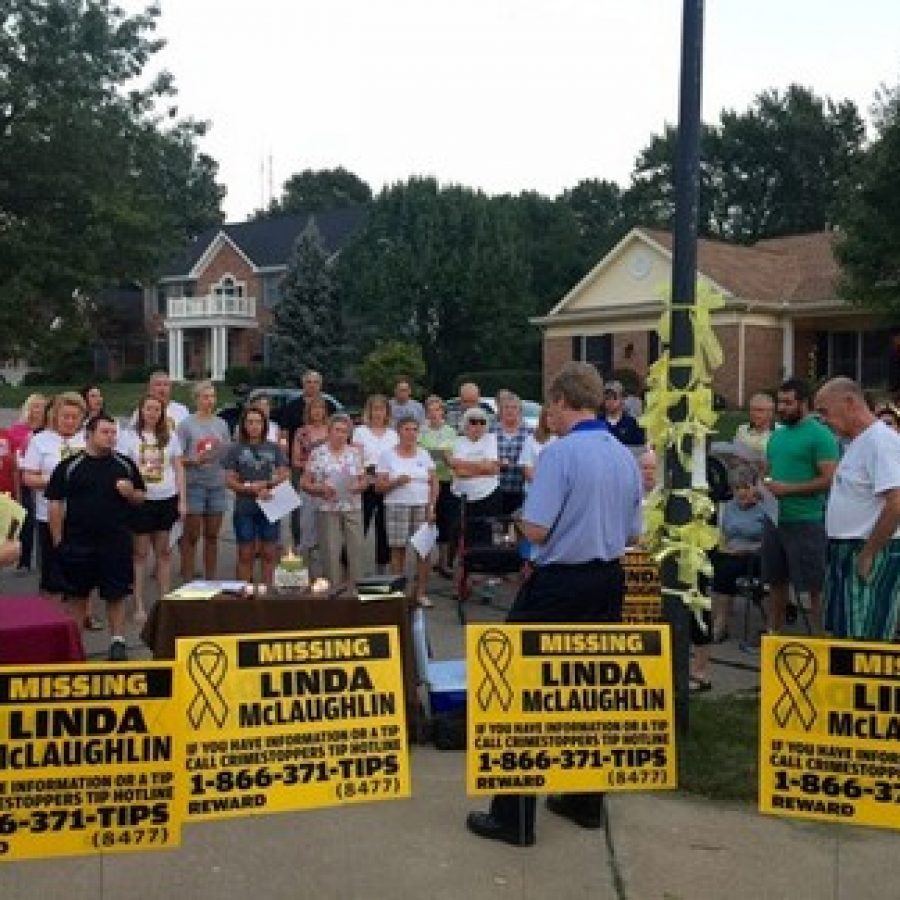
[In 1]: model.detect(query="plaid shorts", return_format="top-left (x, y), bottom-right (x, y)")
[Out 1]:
top-left (824, 538), bottom-right (900, 640)
top-left (385, 504), bottom-right (428, 548)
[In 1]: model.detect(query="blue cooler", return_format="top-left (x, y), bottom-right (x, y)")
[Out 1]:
top-left (427, 659), bottom-right (466, 714)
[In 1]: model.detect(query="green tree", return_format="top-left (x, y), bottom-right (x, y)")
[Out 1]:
top-left (0, 0), bottom-right (224, 357)
top-left (837, 88), bottom-right (900, 316)
top-left (259, 166), bottom-right (372, 217)
top-left (558, 178), bottom-right (631, 276)
top-left (270, 222), bottom-right (343, 384)
top-left (500, 191), bottom-right (583, 315)
top-left (338, 178), bottom-right (535, 394)
top-left (626, 85), bottom-right (865, 243)
top-left (358, 341), bottom-right (427, 396)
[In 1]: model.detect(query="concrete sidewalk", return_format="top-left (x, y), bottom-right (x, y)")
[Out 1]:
top-left (2, 744), bottom-right (898, 900)
top-left (2, 535), bottom-right (899, 898)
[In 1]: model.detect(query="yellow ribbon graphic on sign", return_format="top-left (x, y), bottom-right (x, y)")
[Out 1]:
top-left (476, 629), bottom-right (514, 712)
top-left (773, 643), bottom-right (818, 730)
top-left (187, 641), bottom-right (229, 728)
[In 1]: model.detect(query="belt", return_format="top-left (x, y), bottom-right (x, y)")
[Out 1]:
top-left (536, 558), bottom-right (620, 572)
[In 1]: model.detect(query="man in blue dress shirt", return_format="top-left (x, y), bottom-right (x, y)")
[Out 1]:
top-left (466, 362), bottom-right (643, 847)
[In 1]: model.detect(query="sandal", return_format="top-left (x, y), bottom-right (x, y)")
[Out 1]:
top-left (432, 565), bottom-right (453, 579)
top-left (689, 676), bottom-right (712, 694)
top-left (83, 615), bottom-right (105, 631)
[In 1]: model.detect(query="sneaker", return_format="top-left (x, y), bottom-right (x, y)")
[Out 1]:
top-left (417, 596), bottom-right (433, 608)
top-left (108, 639), bottom-right (128, 662)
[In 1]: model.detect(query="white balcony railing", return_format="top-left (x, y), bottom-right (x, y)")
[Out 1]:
top-left (167, 294), bottom-right (257, 320)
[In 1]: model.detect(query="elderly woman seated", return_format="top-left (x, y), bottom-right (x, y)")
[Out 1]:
top-left (712, 466), bottom-right (767, 636)
top-left (691, 466), bottom-right (766, 692)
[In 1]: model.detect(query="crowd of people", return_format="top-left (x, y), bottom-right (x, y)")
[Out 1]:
top-left (0, 365), bottom-right (897, 680)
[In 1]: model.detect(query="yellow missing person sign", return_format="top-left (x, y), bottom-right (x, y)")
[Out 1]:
top-left (0, 664), bottom-right (182, 861)
top-left (176, 627), bottom-right (410, 820)
top-left (760, 636), bottom-right (900, 830)
top-left (466, 624), bottom-right (676, 796)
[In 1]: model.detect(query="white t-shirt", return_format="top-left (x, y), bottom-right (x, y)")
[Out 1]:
top-left (826, 421), bottom-right (900, 539)
top-left (117, 429), bottom-right (183, 501)
top-left (353, 425), bottom-right (398, 469)
top-left (451, 433), bottom-right (498, 502)
top-left (21, 430), bottom-right (86, 521)
top-left (377, 447), bottom-right (434, 506)
top-left (517, 434), bottom-right (556, 470)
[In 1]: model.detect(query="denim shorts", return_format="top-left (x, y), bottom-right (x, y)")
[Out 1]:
top-left (185, 483), bottom-right (229, 516)
top-left (233, 507), bottom-right (280, 545)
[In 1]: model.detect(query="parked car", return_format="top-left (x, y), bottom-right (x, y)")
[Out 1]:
top-left (444, 397), bottom-right (541, 431)
top-left (216, 387), bottom-right (344, 435)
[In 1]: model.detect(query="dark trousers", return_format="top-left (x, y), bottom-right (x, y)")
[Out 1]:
top-left (18, 486), bottom-right (35, 569)
top-left (362, 487), bottom-right (389, 567)
top-left (489, 559), bottom-right (625, 834)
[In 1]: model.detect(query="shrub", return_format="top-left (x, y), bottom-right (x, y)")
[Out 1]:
top-left (358, 341), bottom-right (427, 396)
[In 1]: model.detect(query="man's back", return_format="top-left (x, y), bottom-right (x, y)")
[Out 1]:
top-left (525, 425), bottom-right (642, 565)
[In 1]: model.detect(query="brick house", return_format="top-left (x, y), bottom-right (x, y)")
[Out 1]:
top-left (145, 209), bottom-right (364, 380)
top-left (532, 227), bottom-right (900, 406)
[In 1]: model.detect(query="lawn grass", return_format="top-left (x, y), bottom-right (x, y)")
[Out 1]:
top-left (679, 693), bottom-right (759, 805)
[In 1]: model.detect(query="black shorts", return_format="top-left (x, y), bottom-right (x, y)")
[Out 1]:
top-left (711, 551), bottom-right (760, 596)
top-left (58, 540), bottom-right (133, 601)
top-left (447, 490), bottom-right (502, 547)
top-left (130, 496), bottom-right (180, 535)
top-left (761, 518), bottom-right (827, 593)
top-left (37, 521), bottom-right (67, 594)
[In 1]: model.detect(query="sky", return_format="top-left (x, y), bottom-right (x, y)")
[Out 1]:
top-left (141, 1), bottom-right (900, 222)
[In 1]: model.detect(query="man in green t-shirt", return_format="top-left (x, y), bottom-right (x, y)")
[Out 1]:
top-left (763, 378), bottom-right (839, 632)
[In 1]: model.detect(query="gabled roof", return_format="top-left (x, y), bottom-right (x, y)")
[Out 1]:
top-left (159, 207), bottom-right (366, 279)
top-left (640, 228), bottom-right (841, 307)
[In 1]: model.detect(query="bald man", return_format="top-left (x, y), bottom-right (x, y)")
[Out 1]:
top-left (815, 377), bottom-right (900, 640)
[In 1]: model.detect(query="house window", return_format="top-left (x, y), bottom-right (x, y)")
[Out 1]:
top-left (647, 332), bottom-right (660, 365)
top-left (861, 330), bottom-right (891, 388)
top-left (829, 331), bottom-right (858, 379)
top-left (262, 332), bottom-right (274, 367)
top-left (570, 335), bottom-right (613, 377)
top-left (149, 336), bottom-right (167, 366)
top-left (214, 275), bottom-right (244, 299)
top-left (156, 288), bottom-right (167, 316)
top-left (263, 276), bottom-right (282, 308)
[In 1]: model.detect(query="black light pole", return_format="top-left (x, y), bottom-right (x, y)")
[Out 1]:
top-left (664, 0), bottom-right (705, 736)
